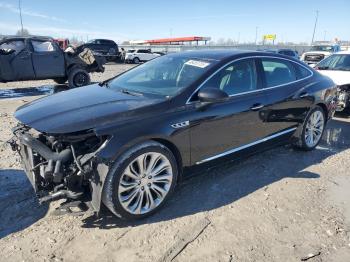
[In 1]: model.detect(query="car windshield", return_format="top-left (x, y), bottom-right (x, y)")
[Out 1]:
top-left (311, 45), bottom-right (334, 52)
top-left (128, 50), bottom-right (135, 53)
top-left (107, 55), bottom-right (216, 97)
top-left (316, 54), bottom-right (350, 71)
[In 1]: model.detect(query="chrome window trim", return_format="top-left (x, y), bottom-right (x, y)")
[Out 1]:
top-left (196, 127), bottom-right (297, 164)
top-left (186, 55), bottom-right (314, 104)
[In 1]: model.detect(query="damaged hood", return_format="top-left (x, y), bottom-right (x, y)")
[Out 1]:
top-left (317, 70), bottom-right (350, 86)
top-left (15, 84), bottom-right (163, 133)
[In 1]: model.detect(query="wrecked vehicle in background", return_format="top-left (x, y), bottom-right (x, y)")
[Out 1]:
top-left (0, 36), bottom-right (105, 87)
top-left (315, 51), bottom-right (350, 113)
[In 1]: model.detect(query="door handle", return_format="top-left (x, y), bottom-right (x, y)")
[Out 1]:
top-left (250, 104), bottom-right (264, 111)
top-left (299, 92), bottom-right (309, 98)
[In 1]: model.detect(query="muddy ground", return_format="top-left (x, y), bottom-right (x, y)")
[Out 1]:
top-left (1, 64), bottom-right (350, 262)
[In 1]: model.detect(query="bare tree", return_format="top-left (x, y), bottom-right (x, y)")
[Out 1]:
top-left (16, 28), bottom-right (30, 36)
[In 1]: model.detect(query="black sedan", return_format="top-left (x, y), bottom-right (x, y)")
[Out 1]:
top-left (11, 50), bottom-right (337, 220)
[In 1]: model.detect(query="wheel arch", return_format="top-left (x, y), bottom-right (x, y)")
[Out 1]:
top-left (150, 138), bottom-right (183, 177)
top-left (316, 102), bottom-right (328, 120)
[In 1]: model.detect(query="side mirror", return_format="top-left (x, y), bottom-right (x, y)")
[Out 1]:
top-left (198, 88), bottom-right (229, 103)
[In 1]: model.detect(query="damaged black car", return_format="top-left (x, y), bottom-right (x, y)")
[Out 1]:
top-left (0, 36), bottom-right (105, 87)
top-left (10, 50), bottom-right (337, 220)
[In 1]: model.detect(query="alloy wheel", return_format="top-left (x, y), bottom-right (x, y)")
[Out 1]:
top-left (118, 152), bottom-right (173, 215)
top-left (305, 110), bottom-right (324, 148)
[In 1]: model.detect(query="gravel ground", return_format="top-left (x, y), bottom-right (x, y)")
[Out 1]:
top-left (1, 64), bottom-right (350, 262)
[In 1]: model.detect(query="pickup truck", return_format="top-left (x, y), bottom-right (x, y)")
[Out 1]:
top-left (0, 36), bottom-right (105, 87)
top-left (300, 43), bottom-right (341, 66)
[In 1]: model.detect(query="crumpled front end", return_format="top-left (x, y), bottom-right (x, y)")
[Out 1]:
top-left (336, 84), bottom-right (350, 112)
top-left (9, 124), bottom-right (110, 212)
top-left (65, 47), bottom-right (106, 73)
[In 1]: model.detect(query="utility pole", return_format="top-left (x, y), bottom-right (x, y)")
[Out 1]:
top-left (18, 0), bottom-right (24, 35)
top-left (311, 10), bottom-right (319, 45)
top-left (255, 26), bottom-right (258, 45)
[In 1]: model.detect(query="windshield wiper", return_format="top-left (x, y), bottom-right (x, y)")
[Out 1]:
top-left (120, 89), bottom-right (143, 97)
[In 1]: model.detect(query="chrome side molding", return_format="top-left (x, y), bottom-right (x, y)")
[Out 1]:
top-left (196, 127), bottom-right (297, 164)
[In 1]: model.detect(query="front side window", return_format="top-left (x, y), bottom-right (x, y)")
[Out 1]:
top-left (32, 40), bottom-right (57, 52)
top-left (200, 59), bottom-right (258, 96)
top-left (262, 58), bottom-right (297, 87)
top-left (316, 54), bottom-right (350, 71)
top-left (107, 55), bottom-right (216, 97)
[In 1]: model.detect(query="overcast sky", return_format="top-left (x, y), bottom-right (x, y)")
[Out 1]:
top-left (0, 0), bottom-right (349, 43)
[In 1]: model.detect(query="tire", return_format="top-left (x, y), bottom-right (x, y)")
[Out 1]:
top-left (133, 57), bottom-right (140, 64)
top-left (53, 77), bottom-right (67, 84)
top-left (294, 106), bottom-right (326, 151)
top-left (102, 141), bottom-right (178, 220)
top-left (68, 68), bottom-right (91, 88)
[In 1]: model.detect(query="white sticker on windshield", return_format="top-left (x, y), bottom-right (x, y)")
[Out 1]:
top-left (185, 60), bottom-right (210, 68)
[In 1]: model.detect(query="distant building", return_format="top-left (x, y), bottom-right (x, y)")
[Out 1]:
top-left (130, 36), bottom-right (211, 46)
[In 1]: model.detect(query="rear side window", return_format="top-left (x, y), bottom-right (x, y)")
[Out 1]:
top-left (295, 64), bottom-right (312, 79)
top-left (261, 58), bottom-right (297, 87)
top-left (0, 40), bottom-right (25, 55)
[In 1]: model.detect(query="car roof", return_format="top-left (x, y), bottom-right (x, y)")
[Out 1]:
top-left (1, 35), bottom-right (53, 42)
top-left (168, 49), bottom-right (291, 61)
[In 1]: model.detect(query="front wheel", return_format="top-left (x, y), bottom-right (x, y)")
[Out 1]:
top-left (102, 141), bottom-right (178, 220)
top-left (295, 106), bottom-right (325, 151)
top-left (68, 68), bottom-right (91, 88)
top-left (133, 57), bottom-right (140, 64)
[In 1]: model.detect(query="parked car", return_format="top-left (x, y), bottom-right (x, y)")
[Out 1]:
top-left (301, 43), bottom-right (341, 66)
top-left (10, 50), bottom-right (337, 220)
top-left (0, 36), bottom-right (105, 87)
top-left (125, 49), bottom-right (161, 63)
top-left (262, 48), bottom-right (299, 59)
top-left (77, 39), bottom-right (119, 61)
top-left (315, 51), bottom-right (350, 112)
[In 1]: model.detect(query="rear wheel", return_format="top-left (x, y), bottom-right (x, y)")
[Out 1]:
top-left (68, 68), bottom-right (91, 88)
top-left (295, 106), bottom-right (325, 151)
top-left (133, 57), bottom-right (140, 64)
top-left (102, 141), bottom-right (178, 220)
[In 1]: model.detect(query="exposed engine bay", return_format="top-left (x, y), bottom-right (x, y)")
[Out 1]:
top-left (337, 85), bottom-right (350, 112)
top-left (9, 124), bottom-right (109, 207)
